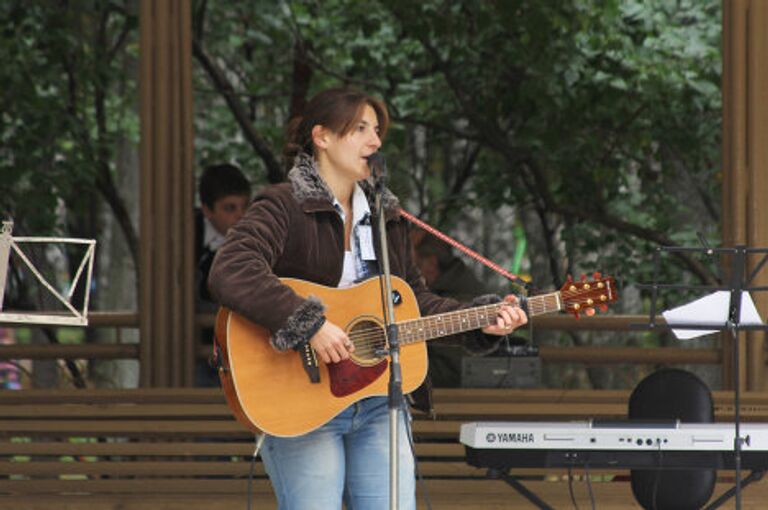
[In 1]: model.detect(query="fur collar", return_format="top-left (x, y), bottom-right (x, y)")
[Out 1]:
top-left (287, 152), bottom-right (400, 215)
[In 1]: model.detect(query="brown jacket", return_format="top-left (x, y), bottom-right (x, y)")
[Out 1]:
top-left (208, 153), bottom-right (475, 352)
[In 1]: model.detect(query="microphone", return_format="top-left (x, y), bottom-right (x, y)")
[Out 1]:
top-left (367, 153), bottom-right (387, 183)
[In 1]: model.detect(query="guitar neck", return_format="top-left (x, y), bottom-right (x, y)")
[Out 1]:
top-left (397, 292), bottom-right (562, 345)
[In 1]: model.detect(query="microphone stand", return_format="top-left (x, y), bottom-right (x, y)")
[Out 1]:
top-left (370, 160), bottom-right (403, 510)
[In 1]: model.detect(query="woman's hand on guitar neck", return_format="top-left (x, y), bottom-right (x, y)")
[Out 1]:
top-left (482, 295), bottom-right (528, 336)
top-left (309, 321), bottom-right (355, 364)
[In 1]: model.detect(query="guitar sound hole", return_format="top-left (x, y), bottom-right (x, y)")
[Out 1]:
top-left (348, 319), bottom-right (387, 365)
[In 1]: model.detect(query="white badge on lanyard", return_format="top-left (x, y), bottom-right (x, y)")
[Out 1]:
top-left (358, 225), bottom-right (377, 260)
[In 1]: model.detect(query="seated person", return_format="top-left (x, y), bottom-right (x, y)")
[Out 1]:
top-left (411, 231), bottom-right (492, 387)
top-left (194, 163), bottom-right (251, 385)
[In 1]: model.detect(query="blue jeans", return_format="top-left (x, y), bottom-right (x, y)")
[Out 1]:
top-left (261, 396), bottom-right (416, 510)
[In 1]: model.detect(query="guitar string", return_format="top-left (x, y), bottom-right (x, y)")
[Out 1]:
top-left (344, 295), bottom-right (608, 339)
top-left (336, 282), bottom-right (614, 348)
top-left (345, 304), bottom-right (607, 351)
top-left (345, 292), bottom-right (610, 340)
top-left (346, 310), bottom-right (501, 348)
top-left (343, 294), bottom-right (611, 350)
top-left (346, 303), bottom-right (504, 345)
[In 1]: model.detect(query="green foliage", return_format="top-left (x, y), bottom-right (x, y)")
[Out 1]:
top-left (0, 1), bottom-right (139, 235)
top-left (193, 1), bottom-right (295, 182)
top-left (4, 0), bottom-right (722, 297)
top-left (403, 0), bottom-right (722, 286)
top-left (195, 0), bottom-right (721, 291)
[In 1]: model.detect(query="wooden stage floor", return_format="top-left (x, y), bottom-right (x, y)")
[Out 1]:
top-left (2, 479), bottom-right (768, 509)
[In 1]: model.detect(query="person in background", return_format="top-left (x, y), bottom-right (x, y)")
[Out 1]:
top-left (0, 328), bottom-right (22, 389)
top-left (194, 163), bottom-right (251, 386)
top-left (412, 231), bottom-right (500, 387)
top-left (411, 230), bottom-right (488, 303)
top-left (207, 87), bottom-right (527, 509)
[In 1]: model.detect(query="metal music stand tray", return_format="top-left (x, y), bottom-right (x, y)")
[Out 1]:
top-left (0, 220), bottom-right (96, 326)
top-left (635, 244), bottom-right (768, 510)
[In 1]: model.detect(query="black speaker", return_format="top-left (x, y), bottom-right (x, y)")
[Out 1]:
top-left (629, 369), bottom-right (716, 510)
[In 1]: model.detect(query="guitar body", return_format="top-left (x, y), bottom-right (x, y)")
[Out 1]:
top-left (215, 276), bottom-right (427, 437)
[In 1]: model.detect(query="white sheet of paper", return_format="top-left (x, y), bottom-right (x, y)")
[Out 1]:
top-left (662, 291), bottom-right (763, 340)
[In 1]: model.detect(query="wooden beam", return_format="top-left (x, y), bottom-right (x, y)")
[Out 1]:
top-left (538, 345), bottom-right (722, 365)
top-left (0, 344), bottom-right (137, 359)
top-left (139, 0), bottom-right (195, 387)
top-left (721, 0), bottom-right (768, 390)
top-left (745, 0), bottom-right (768, 391)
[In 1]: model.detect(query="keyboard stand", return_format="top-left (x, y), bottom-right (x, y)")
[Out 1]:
top-left (483, 465), bottom-right (767, 509)
top-left (487, 469), bottom-right (555, 510)
top-left (705, 469), bottom-right (766, 510)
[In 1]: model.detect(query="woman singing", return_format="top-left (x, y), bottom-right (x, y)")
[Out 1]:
top-left (208, 86), bottom-right (527, 509)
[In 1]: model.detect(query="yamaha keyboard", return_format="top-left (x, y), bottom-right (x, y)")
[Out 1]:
top-left (461, 421), bottom-right (768, 510)
top-left (461, 421), bottom-right (768, 470)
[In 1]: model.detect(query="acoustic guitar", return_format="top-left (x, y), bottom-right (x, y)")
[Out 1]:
top-left (215, 273), bottom-right (616, 437)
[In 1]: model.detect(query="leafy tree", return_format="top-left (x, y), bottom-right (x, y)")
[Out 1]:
top-left (191, 0), bottom-right (722, 389)
top-left (0, 1), bottom-right (139, 266)
top-left (0, 0), bottom-right (724, 294)
top-left (0, 1), bottom-right (139, 388)
top-left (2, 0), bottom-right (722, 388)
top-left (193, 0), bottom-right (721, 292)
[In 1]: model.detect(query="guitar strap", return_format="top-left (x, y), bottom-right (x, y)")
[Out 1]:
top-left (399, 208), bottom-right (529, 289)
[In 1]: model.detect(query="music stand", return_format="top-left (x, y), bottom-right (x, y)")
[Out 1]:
top-left (0, 220), bottom-right (96, 326)
top-left (636, 244), bottom-right (768, 510)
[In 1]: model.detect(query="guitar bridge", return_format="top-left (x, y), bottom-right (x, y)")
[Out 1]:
top-left (299, 343), bottom-right (320, 384)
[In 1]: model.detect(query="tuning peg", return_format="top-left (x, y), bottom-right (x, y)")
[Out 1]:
top-left (593, 271), bottom-right (602, 280)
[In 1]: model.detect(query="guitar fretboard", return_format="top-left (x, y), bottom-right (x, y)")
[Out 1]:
top-left (397, 292), bottom-right (562, 344)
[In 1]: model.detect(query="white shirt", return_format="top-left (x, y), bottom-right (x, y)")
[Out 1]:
top-left (333, 183), bottom-right (376, 287)
top-left (338, 252), bottom-right (357, 288)
top-left (202, 217), bottom-right (226, 252)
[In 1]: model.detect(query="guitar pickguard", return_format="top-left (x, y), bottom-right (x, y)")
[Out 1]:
top-left (328, 359), bottom-right (388, 397)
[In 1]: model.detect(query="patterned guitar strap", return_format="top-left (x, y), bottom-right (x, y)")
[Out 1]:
top-left (398, 208), bottom-right (529, 289)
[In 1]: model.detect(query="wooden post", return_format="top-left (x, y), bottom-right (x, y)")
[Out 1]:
top-left (138, 0), bottom-right (195, 387)
top-left (721, 0), bottom-right (768, 390)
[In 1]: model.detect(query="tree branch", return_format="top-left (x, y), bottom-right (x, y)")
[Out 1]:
top-left (555, 202), bottom-right (717, 284)
top-left (192, 39), bottom-right (284, 183)
top-left (435, 143), bottom-right (481, 225)
top-left (107, 7), bottom-right (133, 62)
top-left (192, 0), bottom-right (209, 41)
top-left (94, 4), bottom-right (139, 270)
top-left (288, 38), bottom-right (313, 121)
top-left (394, 114), bottom-right (482, 143)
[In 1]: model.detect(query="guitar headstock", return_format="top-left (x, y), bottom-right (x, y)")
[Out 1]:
top-left (560, 272), bottom-right (617, 318)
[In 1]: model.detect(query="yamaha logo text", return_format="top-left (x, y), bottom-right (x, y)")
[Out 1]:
top-left (486, 431), bottom-right (534, 444)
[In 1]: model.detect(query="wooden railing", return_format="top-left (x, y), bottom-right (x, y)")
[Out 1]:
top-left (0, 313), bottom-right (733, 367)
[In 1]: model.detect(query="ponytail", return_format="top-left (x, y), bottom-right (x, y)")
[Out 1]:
top-left (282, 115), bottom-right (309, 169)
